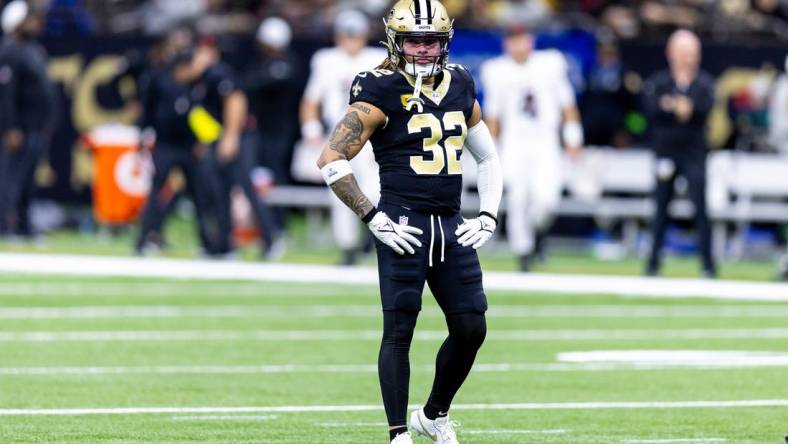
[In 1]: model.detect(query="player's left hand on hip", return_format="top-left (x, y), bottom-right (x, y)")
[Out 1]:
top-left (455, 214), bottom-right (496, 249)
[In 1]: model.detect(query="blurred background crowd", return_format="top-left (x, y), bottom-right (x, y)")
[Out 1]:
top-left (1, 0), bottom-right (788, 278)
top-left (31, 0), bottom-right (788, 39)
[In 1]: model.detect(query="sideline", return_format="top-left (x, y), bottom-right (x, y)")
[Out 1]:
top-left (1, 400), bottom-right (787, 416)
top-left (0, 253), bottom-right (787, 300)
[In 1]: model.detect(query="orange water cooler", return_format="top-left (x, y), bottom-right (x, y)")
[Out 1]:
top-left (83, 124), bottom-right (152, 225)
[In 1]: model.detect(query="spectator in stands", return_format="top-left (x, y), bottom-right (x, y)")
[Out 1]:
top-left (639, 1), bottom-right (706, 36)
top-left (710, 0), bottom-right (788, 38)
top-left (142, 0), bottom-right (206, 35)
top-left (242, 17), bottom-right (301, 185)
top-left (0, 1), bottom-right (57, 240)
top-left (46, 0), bottom-right (95, 36)
top-left (642, 29), bottom-right (716, 278)
top-left (494, 0), bottom-right (554, 27)
top-left (299, 10), bottom-right (383, 266)
top-left (747, 0), bottom-right (788, 37)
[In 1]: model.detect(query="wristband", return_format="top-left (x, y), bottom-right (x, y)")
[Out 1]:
top-left (479, 211), bottom-right (498, 225)
top-left (361, 208), bottom-right (377, 224)
top-left (320, 159), bottom-right (353, 185)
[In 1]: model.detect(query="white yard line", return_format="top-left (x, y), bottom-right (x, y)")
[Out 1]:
top-left (0, 282), bottom-right (358, 297)
top-left (621, 439), bottom-right (726, 443)
top-left (463, 429), bottom-right (571, 435)
top-left (7, 356), bottom-right (788, 376)
top-left (1, 400), bottom-right (787, 416)
top-left (0, 364), bottom-right (380, 375)
top-left (558, 350), bottom-right (788, 365)
top-left (1, 252), bottom-right (787, 300)
top-left (3, 305), bottom-right (788, 320)
top-left (317, 422), bottom-right (389, 427)
top-left (3, 328), bottom-right (788, 342)
top-left (315, 425), bottom-right (572, 434)
top-left (170, 415), bottom-right (278, 421)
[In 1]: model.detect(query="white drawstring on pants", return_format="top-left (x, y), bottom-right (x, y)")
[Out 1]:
top-left (428, 215), bottom-right (446, 268)
top-left (438, 216), bottom-right (445, 263)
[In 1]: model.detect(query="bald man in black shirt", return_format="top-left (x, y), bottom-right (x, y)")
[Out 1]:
top-left (642, 29), bottom-right (716, 278)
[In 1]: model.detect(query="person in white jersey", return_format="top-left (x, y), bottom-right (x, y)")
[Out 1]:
top-left (300, 10), bottom-right (386, 265)
top-left (480, 24), bottom-right (583, 271)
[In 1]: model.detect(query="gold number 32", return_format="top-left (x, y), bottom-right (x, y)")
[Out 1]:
top-left (408, 111), bottom-right (467, 175)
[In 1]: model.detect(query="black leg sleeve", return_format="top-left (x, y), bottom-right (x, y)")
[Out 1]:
top-left (424, 312), bottom-right (487, 418)
top-left (379, 310), bottom-right (419, 427)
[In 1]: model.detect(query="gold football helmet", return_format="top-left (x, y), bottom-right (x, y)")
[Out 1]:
top-left (384, 0), bottom-right (454, 78)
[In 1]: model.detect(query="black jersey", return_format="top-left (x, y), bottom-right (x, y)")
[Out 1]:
top-left (349, 65), bottom-right (476, 214)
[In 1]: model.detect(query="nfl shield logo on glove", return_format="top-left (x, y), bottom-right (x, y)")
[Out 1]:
top-left (399, 215), bottom-right (409, 226)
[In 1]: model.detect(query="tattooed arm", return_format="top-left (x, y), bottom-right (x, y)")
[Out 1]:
top-left (316, 102), bottom-right (386, 218)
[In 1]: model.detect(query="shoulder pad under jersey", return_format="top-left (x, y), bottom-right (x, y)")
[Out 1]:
top-left (348, 68), bottom-right (398, 111)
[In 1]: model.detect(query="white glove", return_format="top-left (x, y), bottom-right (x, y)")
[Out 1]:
top-left (455, 214), bottom-right (497, 250)
top-left (368, 211), bottom-right (423, 255)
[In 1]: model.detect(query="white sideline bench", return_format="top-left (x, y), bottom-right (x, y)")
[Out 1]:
top-left (266, 149), bottom-right (788, 257)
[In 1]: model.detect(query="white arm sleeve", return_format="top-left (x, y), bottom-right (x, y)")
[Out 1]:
top-left (465, 120), bottom-right (503, 217)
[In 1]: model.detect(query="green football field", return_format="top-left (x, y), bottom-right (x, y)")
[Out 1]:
top-left (0, 270), bottom-right (787, 443)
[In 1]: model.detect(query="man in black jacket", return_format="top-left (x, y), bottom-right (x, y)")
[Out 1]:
top-left (642, 29), bottom-right (716, 278)
top-left (135, 45), bottom-right (224, 256)
top-left (0, 1), bottom-right (56, 239)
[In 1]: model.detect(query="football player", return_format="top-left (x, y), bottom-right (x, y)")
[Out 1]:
top-left (480, 24), bottom-right (583, 271)
top-left (300, 10), bottom-right (385, 265)
top-left (316, 1), bottom-right (503, 443)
